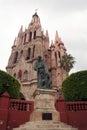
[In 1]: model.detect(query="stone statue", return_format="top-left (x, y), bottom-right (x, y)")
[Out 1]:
top-left (34, 56), bottom-right (52, 89)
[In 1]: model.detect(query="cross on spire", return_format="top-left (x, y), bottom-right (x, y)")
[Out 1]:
top-left (35, 9), bottom-right (38, 14)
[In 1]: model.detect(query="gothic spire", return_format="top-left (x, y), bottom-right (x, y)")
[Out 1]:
top-left (18, 25), bottom-right (23, 35)
top-left (54, 30), bottom-right (63, 44)
top-left (46, 30), bottom-right (49, 38)
top-left (28, 12), bottom-right (41, 29)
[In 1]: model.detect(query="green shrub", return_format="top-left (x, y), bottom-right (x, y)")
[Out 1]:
top-left (0, 70), bottom-right (20, 99)
top-left (62, 70), bottom-right (87, 101)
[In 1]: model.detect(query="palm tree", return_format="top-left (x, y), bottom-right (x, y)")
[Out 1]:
top-left (61, 54), bottom-right (75, 72)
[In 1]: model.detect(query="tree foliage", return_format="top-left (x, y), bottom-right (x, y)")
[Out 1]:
top-left (61, 54), bottom-right (75, 72)
top-left (62, 70), bottom-right (87, 101)
top-left (0, 70), bottom-right (20, 99)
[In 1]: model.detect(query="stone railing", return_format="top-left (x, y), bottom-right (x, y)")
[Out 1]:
top-left (10, 99), bottom-right (34, 112)
top-left (66, 102), bottom-right (87, 111)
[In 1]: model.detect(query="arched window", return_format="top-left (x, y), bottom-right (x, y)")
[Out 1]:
top-left (26, 48), bottom-right (31, 60)
top-left (24, 33), bottom-right (27, 43)
top-left (23, 70), bottom-right (28, 80)
top-left (18, 70), bottom-right (22, 80)
top-left (20, 50), bottom-right (23, 57)
top-left (13, 51), bottom-right (18, 63)
top-left (33, 31), bottom-right (36, 39)
top-left (58, 51), bottom-right (60, 58)
top-left (55, 52), bottom-right (57, 66)
top-left (32, 45), bottom-right (35, 58)
top-left (29, 32), bottom-right (32, 42)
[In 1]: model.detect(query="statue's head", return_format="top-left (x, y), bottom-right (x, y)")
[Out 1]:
top-left (38, 56), bottom-right (42, 61)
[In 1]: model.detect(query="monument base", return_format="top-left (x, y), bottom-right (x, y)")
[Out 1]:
top-left (30, 88), bottom-right (59, 121)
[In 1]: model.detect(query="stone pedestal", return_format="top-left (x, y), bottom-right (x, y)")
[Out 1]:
top-left (30, 89), bottom-right (60, 121)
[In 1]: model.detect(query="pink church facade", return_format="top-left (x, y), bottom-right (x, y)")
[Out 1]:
top-left (6, 13), bottom-right (67, 100)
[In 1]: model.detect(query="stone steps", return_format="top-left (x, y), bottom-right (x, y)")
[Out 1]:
top-left (13, 121), bottom-right (78, 130)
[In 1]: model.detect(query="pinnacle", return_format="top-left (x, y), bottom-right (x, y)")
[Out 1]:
top-left (54, 31), bottom-right (62, 44)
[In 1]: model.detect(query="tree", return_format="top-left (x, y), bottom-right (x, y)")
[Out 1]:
top-left (0, 70), bottom-right (20, 99)
top-left (61, 54), bottom-right (75, 72)
top-left (62, 70), bottom-right (87, 101)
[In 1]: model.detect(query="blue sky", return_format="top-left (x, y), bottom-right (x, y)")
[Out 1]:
top-left (0, 0), bottom-right (87, 73)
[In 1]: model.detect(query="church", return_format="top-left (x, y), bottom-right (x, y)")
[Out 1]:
top-left (6, 12), bottom-right (67, 100)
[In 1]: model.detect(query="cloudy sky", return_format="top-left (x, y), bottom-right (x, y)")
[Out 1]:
top-left (0, 0), bottom-right (87, 74)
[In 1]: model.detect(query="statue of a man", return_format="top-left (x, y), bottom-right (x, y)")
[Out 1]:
top-left (34, 56), bottom-right (52, 89)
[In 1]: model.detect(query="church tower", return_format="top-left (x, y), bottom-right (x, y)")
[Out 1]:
top-left (6, 13), bottom-right (67, 100)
